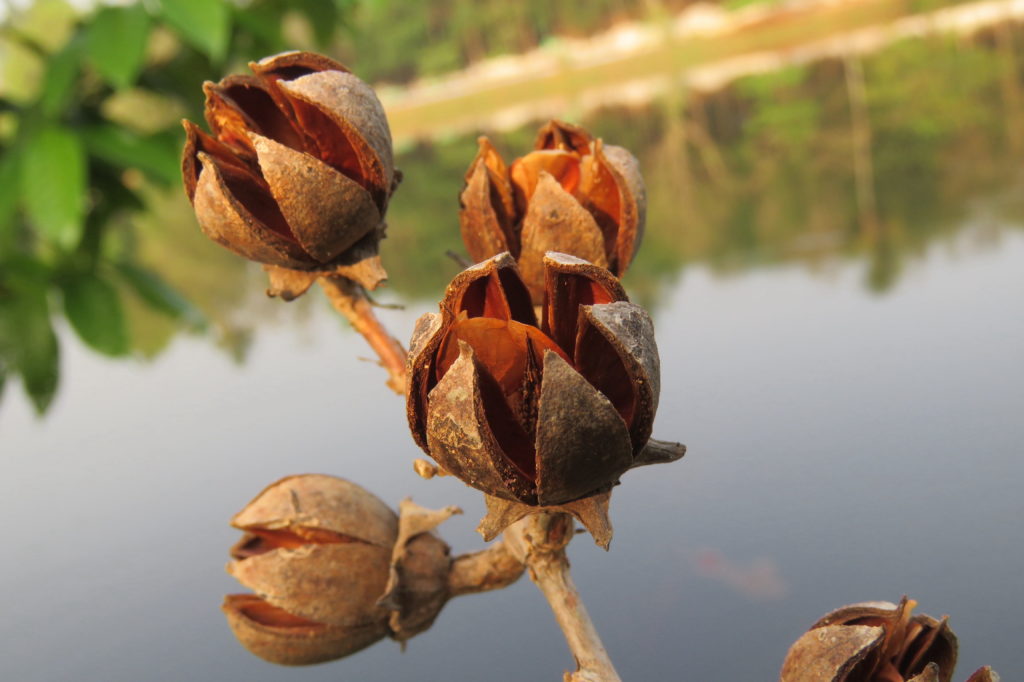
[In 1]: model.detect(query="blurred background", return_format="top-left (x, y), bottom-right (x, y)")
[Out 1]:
top-left (2, 0), bottom-right (1022, 680)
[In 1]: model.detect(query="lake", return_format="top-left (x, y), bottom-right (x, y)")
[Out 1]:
top-left (2, 13), bottom-right (1023, 682)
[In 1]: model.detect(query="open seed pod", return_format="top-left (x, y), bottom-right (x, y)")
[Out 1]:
top-left (406, 252), bottom-right (683, 547)
top-left (182, 51), bottom-right (396, 296)
top-left (222, 594), bottom-right (389, 666)
top-left (223, 475), bottom-right (456, 665)
top-left (459, 120), bottom-right (646, 303)
top-left (780, 597), bottom-right (961, 682)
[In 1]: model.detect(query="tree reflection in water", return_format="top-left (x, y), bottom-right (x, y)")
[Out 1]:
top-left (385, 30), bottom-right (1024, 306)
top-left (4, 6), bottom-right (1024, 413)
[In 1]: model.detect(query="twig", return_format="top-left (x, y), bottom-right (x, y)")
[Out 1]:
top-left (505, 513), bottom-right (623, 682)
top-left (362, 289), bottom-right (406, 310)
top-left (319, 275), bottom-right (409, 394)
top-left (448, 539), bottom-right (525, 597)
top-left (445, 249), bottom-right (472, 268)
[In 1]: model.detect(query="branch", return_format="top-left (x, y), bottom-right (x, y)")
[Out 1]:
top-left (319, 275), bottom-right (408, 394)
top-left (505, 513), bottom-right (622, 682)
top-left (448, 539), bottom-right (525, 597)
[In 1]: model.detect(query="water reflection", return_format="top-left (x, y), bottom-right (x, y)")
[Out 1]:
top-left (384, 28), bottom-right (1024, 305)
top-left (693, 548), bottom-right (788, 601)
top-left (4, 17), bottom-right (1023, 414)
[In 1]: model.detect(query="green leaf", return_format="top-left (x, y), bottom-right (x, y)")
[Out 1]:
top-left (0, 146), bottom-right (21, 234)
top-left (61, 272), bottom-right (130, 356)
top-left (0, 283), bottom-right (59, 414)
top-left (2, 255), bottom-right (53, 285)
top-left (159, 0), bottom-right (230, 62)
top-left (82, 124), bottom-right (180, 186)
top-left (85, 4), bottom-right (152, 90)
top-left (115, 262), bottom-right (206, 329)
top-left (39, 37), bottom-right (81, 117)
top-left (20, 125), bottom-right (87, 249)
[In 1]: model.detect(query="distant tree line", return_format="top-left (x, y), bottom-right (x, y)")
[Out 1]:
top-left (336, 0), bottom-right (700, 83)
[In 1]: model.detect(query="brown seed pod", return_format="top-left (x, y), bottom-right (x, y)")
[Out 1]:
top-left (459, 120), bottom-right (646, 303)
top-left (182, 51), bottom-right (396, 293)
top-left (780, 597), bottom-right (961, 682)
top-left (221, 594), bottom-right (388, 666)
top-left (223, 475), bottom-right (458, 665)
top-left (406, 252), bottom-right (682, 546)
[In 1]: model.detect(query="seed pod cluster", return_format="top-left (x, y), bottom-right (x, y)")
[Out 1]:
top-left (780, 597), bottom-right (1000, 682)
top-left (223, 475), bottom-right (453, 666)
top-left (407, 251), bottom-right (673, 545)
top-left (459, 120), bottom-right (646, 302)
top-left (182, 51), bottom-right (397, 294)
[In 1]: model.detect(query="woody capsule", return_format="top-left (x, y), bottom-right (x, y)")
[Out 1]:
top-left (459, 120), bottom-right (645, 302)
top-left (182, 51), bottom-right (397, 298)
top-left (780, 597), bottom-right (1000, 682)
top-left (406, 251), bottom-right (684, 547)
top-left (223, 475), bottom-right (463, 665)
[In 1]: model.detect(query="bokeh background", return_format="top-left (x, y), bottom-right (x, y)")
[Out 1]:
top-left (2, 0), bottom-right (1022, 680)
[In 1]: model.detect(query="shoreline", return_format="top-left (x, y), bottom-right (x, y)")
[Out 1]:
top-left (380, 0), bottom-right (1024, 146)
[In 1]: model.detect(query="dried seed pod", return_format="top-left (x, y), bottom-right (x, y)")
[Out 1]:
top-left (964, 668), bottom-right (1000, 682)
top-left (459, 120), bottom-right (646, 302)
top-left (223, 475), bottom-right (456, 665)
top-left (222, 594), bottom-right (388, 666)
top-left (182, 51), bottom-right (396, 293)
top-left (406, 252), bottom-right (682, 546)
top-left (780, 597), bottom-right (961, 682)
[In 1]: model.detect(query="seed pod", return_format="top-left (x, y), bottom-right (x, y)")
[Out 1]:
top-left (182, 51), bottom-right (396, 294)
top-left (406, 252), bottom-right (682, 546)
top-left (222, 594), bottom-right (389, 666)
top-left (780, 597), bottom-right (960, 682)
top-left (459, 120), bottom-right (646, 302)
top-left (964, 668), bottom-right (1000, 682)
top-left (223, 475), bottom-right (455, 665)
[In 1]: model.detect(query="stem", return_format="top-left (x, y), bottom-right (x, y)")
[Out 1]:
top-left (319, 275), bottom-right (408, 394)
top-left (448, 539), bottom-right (525, 597)
top-left (506, 513), bottom-right (622, 682)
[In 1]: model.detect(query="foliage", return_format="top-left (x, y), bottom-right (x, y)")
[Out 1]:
top-left (336, 0), bottom-right (699, 84)
top-left (0, 0), bottom-right (348, 413)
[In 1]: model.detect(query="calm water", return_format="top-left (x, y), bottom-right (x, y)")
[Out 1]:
top-left (3, 31), bottom-right (1024, 682)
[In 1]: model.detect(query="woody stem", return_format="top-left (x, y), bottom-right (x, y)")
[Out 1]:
top-left (448, 539), bottom-right (526, 597)
top-left (505, 513), bottom-right (623, 682)
top-left (319, 275), bottom-right (408, 395)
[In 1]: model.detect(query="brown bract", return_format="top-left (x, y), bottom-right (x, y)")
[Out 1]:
top-left (406, 251), bottom-right (672, 546)
top-left (459, 120), bottom-right (646, 303)
top-left (780, 597), bottom-right (972, 682)
top-left (182, 51), bottom-right (397, 293)
top-left (223, 475), bottom-right (455, 665)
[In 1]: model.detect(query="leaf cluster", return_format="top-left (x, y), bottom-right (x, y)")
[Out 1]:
top-left (0, 0), bottom-right (350, 414)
